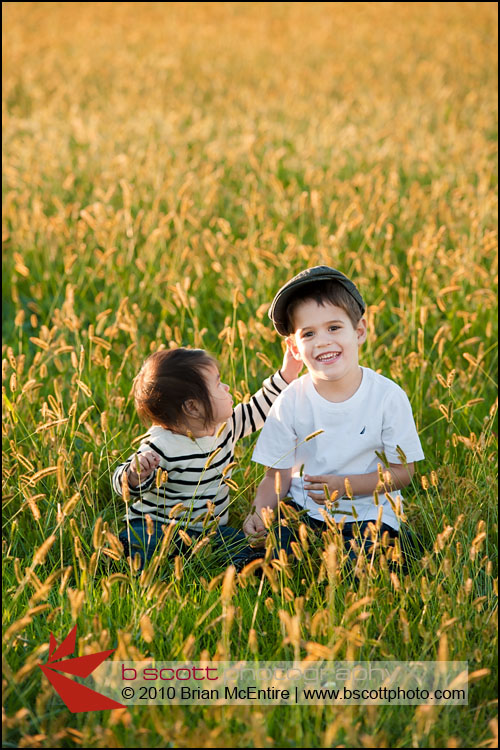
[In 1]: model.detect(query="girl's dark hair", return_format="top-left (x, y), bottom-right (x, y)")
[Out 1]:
top-left (286, 280), bottom-right (363, 333)
top-left (133, 348), bottom-right (218, 429)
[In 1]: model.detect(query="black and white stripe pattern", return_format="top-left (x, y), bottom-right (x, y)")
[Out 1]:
top-left (112, 371), bottom-right (288, 530)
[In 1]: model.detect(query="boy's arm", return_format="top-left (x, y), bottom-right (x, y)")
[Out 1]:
top-left (279, 342), bottom-right (303, 385)
top-left (231, 343), bottom-right (300, 441)
top-left (243, 467), bottom-right (292, 539)
top-left (304, 462), bottom-right (415, 503)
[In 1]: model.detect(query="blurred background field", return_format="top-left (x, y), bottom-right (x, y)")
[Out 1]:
top-left (2, 2), bottom-right (498, 748)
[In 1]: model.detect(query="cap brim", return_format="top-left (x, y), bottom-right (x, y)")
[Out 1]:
top-left (269, 270), bottom-right (365, 335)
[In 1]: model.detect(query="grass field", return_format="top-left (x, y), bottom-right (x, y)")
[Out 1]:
top-left (2, 2), bottom-right (498, 747)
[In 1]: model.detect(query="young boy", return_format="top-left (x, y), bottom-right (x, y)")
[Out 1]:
top-left (243, 266), bottom-right (425, 563)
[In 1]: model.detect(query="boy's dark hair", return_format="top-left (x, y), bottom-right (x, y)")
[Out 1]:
top-left (285, 280), bottom-right (363, 334)
top-left (133, 348), bottom-right (218, 429)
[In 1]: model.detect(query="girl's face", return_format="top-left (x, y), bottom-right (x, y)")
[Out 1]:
top-left (203, 365), bottom-right (234, 425)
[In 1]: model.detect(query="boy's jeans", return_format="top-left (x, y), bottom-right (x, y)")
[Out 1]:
top-left (275, 500), bottom-right (420, 568)
top-left (119, 518), bottom-right (263, 573)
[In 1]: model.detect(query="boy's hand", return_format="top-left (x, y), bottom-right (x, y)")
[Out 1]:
top-left (304, 474), bottom-right (342, 504)
top-left (127, 450), bottom-right (161, 488)
top-left (280, 339), bottom-right (302, 384)
top-left (243, 511), bottom-right (267, 546)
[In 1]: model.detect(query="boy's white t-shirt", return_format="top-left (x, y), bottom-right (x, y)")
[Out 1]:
top-left (252, 367), bottom-right (425, 531)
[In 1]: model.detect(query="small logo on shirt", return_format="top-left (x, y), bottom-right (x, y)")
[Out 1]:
top-left (360, 426), bottom-right (366, 434)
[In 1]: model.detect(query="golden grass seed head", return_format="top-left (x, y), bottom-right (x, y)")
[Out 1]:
top-left (92, 517), bottom-right (104, 550)
top-left (78, 346), bottom-right (85, 371)
top-left (248, 628), bottom-right (258, 653)
top-left (215, 422), bottom-right (227, 439)
top-left (58, 566), bottom-right (72, 597)
top-left (32, 535), bottom-right (56, 567)
top-left (304, 429), bottom-right (325, 442)
top-left (3, 616), bottom-right (33, 643)
top-left (121, 470), bottom-right (130, 502)
top-left (26, 496), bottom-right (41, 521)
top-left (447, 369), bottom-right (456, 387)
top-left (222, 461), bottom-right (237, 478)
top-left (238, 558), bottom-right (263, 579)
top-left (191, 536), bottom-right (211, 556)
top-left (174, 555), bottom-right (183, 581)
top-left (6, 348), bottom-right (17, 370)
top-left (256, 352), bottom-right (272, 368)
top-left (13, 558), bottom-right (23, 584)
top-left (344, 478), bottom-right (353, 498)
top-left (14, 309), bottom-right (25, 327)
top-left (261, 506), bottom-right (274, 529)
top-left (390, 572), bottom-right (401, 590)
top-left (56, 455), bottom-right (67, 492)
top-left (274, 471), bottom-right (281, 497)
top-left (128, 552), bottom-right (140, 574)
top-left (145, 514), bottom-right (155, 537)
top-left (436, 373), bottom-right (448, 388)
top-left (237, 320), bottom-right (247, 340)
top-left (88, 552), bottom-right (99, 577)
top-left (204, 447), bottom-right (221, 470)
top-left (298, 523), bottom-right (310, 550)
top-left (264, 597), bottom-right (274, 613)
top-left (67, 588), bottom-right (85, 620)
top-left (177, 528), bottom-right (192, 546)
top-left (139, 614), bottom-right (154, 643)
top-left (221, 565), bottom-right (236, 604)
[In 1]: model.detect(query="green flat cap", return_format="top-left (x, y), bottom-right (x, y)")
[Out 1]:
top-left (268, 265), bottom-right (365, 335)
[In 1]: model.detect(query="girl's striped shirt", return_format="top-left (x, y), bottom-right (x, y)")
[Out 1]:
top-left (112, 371), bottom-right (289, 531)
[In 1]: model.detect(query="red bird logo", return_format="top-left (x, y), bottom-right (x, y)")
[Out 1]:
top-left (39, 625), bottom-right (125, 712)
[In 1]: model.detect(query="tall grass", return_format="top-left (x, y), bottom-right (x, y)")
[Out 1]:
top-left (2, 2), bottom-right (498, 747)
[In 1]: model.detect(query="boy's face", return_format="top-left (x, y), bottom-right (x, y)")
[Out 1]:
top-left (287, 300), bottom-right (367, 388)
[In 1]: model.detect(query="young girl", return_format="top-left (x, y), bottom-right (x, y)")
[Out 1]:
top-left (112, 346), bottom-right (301, 571)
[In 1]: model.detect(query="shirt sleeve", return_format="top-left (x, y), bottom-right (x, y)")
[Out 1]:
top-left (112, 442), bottom-right (158, 498)
top-left (231, 370), bottom-right (290, 441)
top-left (251, 387), bottom-right (298, 469)
top-left (381, 386), bottom-right (425, 464)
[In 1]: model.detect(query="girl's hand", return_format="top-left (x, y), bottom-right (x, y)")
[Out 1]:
top-left (280, 340), bottom-right (303, 383)
top-left (127, 450), bottom-right (161, 488)
top-left (303, 474), bottom-right (342, 504)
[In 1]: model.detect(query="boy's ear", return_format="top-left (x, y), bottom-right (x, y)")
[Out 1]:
top-left (356, 318), bottom-right (368, 345)
top-left (286, 335), bottom-right (302, 361)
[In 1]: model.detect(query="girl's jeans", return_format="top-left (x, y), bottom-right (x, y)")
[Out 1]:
top-left (119, 517), bottom-right (263, 572)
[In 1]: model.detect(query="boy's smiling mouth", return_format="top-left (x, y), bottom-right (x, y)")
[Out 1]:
top-left (315, 351), bottom-right (341, 363)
